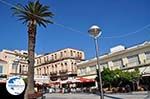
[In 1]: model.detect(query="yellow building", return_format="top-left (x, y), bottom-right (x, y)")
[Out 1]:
top-left (34, 48), bottom-right (85, 84)
top-left (0, 49), bottom-right (28, 79)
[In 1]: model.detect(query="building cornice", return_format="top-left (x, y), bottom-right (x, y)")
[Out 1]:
top-left (0, 59), bottom-right (7, 63)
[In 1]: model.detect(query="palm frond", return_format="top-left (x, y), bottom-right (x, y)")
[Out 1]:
top-left (12, 0), bottom-right (54, 27)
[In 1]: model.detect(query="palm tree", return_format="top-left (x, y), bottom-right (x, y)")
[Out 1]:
top-left (12, 1), bottom-right (54, 99)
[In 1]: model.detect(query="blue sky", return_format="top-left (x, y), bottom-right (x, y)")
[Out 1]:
top-left (0, 0), bottom-right (150, 59)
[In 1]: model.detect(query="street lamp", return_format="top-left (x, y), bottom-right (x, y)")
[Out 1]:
top-left (88, 25), bottom-right (104, 99)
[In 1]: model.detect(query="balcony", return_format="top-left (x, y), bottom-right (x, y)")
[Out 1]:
top-left (59, 70), bottom-right (68, 74)
top-left (50, 77), bottom-right (58, 81)
top-left (50, 71), bottom-right (57, 75)
top-left (0, 74), bottom-right (7, 82)
top-left (60, 76), bottom-right (68, 80)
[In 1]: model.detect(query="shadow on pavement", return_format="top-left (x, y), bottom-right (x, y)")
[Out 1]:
top-left (104, 94), bottom-right (123, 99)
top-left (95, 93), bottom-right (123, 99)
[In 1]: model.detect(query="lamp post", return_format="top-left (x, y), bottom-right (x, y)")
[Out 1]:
top-left (88, 25), bottom-right (104, 99)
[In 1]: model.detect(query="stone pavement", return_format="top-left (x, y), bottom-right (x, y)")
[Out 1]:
top-left (41, 91), bottom-right (150, 99)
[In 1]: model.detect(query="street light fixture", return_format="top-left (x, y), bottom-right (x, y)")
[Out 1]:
top-left (88, 25), bottom-right (104, 99)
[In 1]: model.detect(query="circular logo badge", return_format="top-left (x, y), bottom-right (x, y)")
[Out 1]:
top-left (6, 76), bottom-right (25, 95)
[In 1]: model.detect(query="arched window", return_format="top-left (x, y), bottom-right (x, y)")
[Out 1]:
top-left (60, 52), bottom-right (63, 58)
top-left (47, 66), bottom-right (49, 75)
top-left (51, 55), bottom-right (54, 60)
top-left (44, 67), bottom-right (46, 75)
top-left (61, 63), bottom-right (63, 70)
top-left (52, 65), bottom-right (54, 72)
top-left (80, 53), bottom-right (82, 58)
top-left (70, 50), bottom-right (73, 56)
top-left (37, 68), bottom-right (39, 75)
top-left (55, 54), bottom-right (57, 59)
top-left (55, 64), bottom-right (57, 73)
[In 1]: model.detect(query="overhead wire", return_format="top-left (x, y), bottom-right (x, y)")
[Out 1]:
top-left (0, 0), bottom-right (149, 39)
top-left (101, 24), bottom-right (150, 39)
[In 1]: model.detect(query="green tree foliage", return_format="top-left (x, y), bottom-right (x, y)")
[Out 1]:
top-left (101, 68), bottom-right (140, 88)
top-left (101, 68), bottom-right (115, 88)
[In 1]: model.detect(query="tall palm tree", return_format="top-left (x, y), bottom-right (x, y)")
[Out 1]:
top-left (12, 1), bottom-right (54, 99)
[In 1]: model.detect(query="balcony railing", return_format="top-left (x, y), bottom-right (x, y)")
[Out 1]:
top-left (50, 71), bottom-right (57, 75)
top-left (0, 74), bottom-right (7, 78)
top-left (50, 77), bottom-right (58, 81)
top-left (59, 70), bottom-right (68, 74)
top-left (35, 56), bottom-right (84, 66)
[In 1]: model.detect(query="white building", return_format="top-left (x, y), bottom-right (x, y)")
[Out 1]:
top-left (77, 41), bottom-right (150, 80)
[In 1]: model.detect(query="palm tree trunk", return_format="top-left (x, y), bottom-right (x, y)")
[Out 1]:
top-left (24, 21), bottom-right (36, 99)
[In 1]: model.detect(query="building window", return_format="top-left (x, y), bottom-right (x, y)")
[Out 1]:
top-left (52, 65), bottom-right (54, 72)
top-left (100, 63), bottom-right (108, 68)
top-left (0, 65), bottom-right (3, 74)
top-left (73, 51), bottom-right (76, 56)
top-left (127, 55), bottom-right (139, 66)
top-left (21, 65), bottom-right (26, 73)
top-left (47, 56), bottom-right (49, 61)
top-left (61, 63), bottom-right (63, 70)
top-left (19, 65), bottom-right (22, 73)
top-left (65, 62), bottom-right (67, 66)
top-left (44, 67), bottom-right (46, 75)
top-left (55, 54), bottom-right (57, 59)
top-left (145, 52), bottom-right (150, 60)
top-left (37, 59), bottom-right (39, 64)
top-left (39, 68), bottom-right (41, 75)
top-left (113, 59), bottom-right (123, 68)
top-left (44, 57), bottom-right (47, 62)
top-left (47, 66), bottom-right (49, 74)
top-left (55, 64), bottom-right (57, 68)
top-left (80, 53), bottom-right (82, 58)
top-left (86, 67), bottom-right (90, 73)
top-left (12, 61), bottom-right (18, 69)
top-left (64, 51), bottom-right (67, 57)
top-left (90, 66), bottom-right (96, 72)
top-left (60, 52), bottom-right (63, 58)
top-left (70, 50), bottom-right (73, 56)
top-left (51, 55), bottom-right (54, 60)
top-left (71, 62), bottom-right (74, 65)
top-left (78, 69), bottom-right (81, 75)
top-left (39, 58), bottom-right (41, 64)
top-left (55, 64), bottom-right (57, 72)
top-left (77, 52), bottom-right (80, 57)
top-left (80, 68), bottom-right (86, 75)
top-left (37, 69), bottom-right (39, 75)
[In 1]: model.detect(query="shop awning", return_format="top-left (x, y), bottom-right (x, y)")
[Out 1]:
top-left (60, 79), bottom-right (81, 84)
top-left (76, 77), bottom-right (95, 83)
top-left (49, 81), bottom-right (60, 86)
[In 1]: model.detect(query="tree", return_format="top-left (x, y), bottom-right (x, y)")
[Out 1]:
top-left (101, 68), bottom-right (116, 89)
top-left (113, 69), bottom-right (140, 87)
top-left (12, 1), bottom-right (54, 99)
top-left (102, 68), bottom-right (141, 89)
